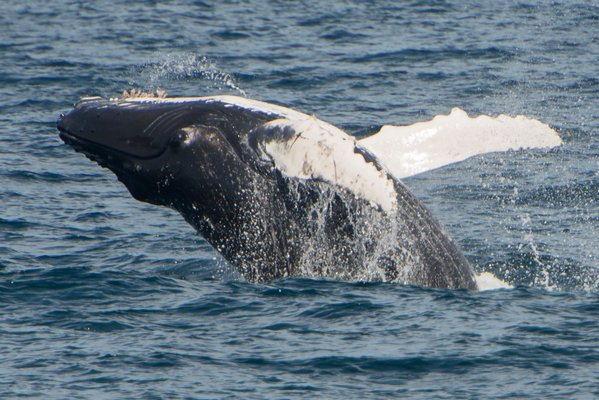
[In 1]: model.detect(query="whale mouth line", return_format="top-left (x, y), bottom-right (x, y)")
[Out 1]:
top-left (57, 126), bottom-right (167, 162)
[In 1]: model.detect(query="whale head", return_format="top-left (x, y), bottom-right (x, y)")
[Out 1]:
top-left (57, 96), bottom-right (273, 208)
top-left (57, 96), bottom-right (301, 281)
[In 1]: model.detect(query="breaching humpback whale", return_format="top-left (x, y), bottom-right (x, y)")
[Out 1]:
top-left (58, 95), bottom-right (479, 289)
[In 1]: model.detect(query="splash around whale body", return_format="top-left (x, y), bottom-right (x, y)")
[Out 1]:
top-left (57, 94), bottom-right (561, 290)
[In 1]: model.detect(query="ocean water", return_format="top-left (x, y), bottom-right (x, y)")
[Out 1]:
top-left (1, 0), bottom-right (598, 398)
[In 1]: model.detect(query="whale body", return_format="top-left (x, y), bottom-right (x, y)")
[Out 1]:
top-left (57, 95), bottom-right (478, 289)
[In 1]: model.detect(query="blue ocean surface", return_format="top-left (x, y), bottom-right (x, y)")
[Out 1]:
top-left (1, 0), bottom-right (598, 398)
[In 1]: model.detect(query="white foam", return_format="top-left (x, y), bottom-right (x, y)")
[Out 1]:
top-left (475, 271), bottom-right (512, 290)
top-left (359, 108), bottom-right (563, 178)
top-left (258, 118), bottom-right (398, 212)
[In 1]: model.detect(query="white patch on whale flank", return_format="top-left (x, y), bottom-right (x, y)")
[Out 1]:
top-left (257, 118), bottom-right (398, 212)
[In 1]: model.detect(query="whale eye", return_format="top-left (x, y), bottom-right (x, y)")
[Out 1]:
top-left (169, 130), bottom-right (188, 148)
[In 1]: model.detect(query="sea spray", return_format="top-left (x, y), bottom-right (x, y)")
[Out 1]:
top-left (133, 53), bottom-right (247, 96)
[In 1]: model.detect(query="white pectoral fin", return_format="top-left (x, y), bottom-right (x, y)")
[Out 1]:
top-left (251, 118), bottom-right (398, 212)
top-left (358, 108), bottom-right (563, 179)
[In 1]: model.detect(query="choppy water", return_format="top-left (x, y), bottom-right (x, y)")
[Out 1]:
top-left (1, 0), bottom-right (598, 398)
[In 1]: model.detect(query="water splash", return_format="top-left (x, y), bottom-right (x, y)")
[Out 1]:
top-left (254, 178), bottom-right (515, 291)
top-left (477, 178), bottom-right (598, 291)
top-left (132, 53), bottom-right (247, 96)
